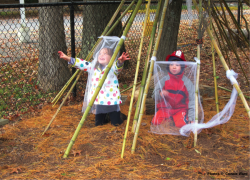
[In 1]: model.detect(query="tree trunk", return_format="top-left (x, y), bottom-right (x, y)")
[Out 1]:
top-left (79, 1), bottom-right (124, 59)
top-left (157, 0), bottom-right (183, 61)
top-left (38, 0), bottom-right (71, 91)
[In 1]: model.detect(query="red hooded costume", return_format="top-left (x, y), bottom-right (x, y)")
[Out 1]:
top-left (152, 50), bottom-right (189, 128)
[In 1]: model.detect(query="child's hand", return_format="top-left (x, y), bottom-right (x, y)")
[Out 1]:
top-left (160, 90), bottom-right (169, 98)
top-left (58, 51), bottom-right (70, 62)
top-left (118, 52), bottom-right (130, 63)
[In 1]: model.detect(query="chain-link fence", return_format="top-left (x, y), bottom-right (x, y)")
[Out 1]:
top-left (0, 1), bottom-right (249, 119)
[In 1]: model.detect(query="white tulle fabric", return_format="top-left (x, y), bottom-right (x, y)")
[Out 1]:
top-left (150, 61), bottom-right (204, 135)
top-left (82, 36), bottom-right (121, 114)
top-left (180, 70), bottom-right (238, 136)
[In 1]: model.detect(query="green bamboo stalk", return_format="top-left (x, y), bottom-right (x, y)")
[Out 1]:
top-left (45, 1), bottom-right (130, 133)
top-left (209, 0), bottom-right (219, 114)
top-left (211, 3), bottom-right (232, 68)
top-left (131, 0), bottom-right (169, 154)
top-left (42, 74), bottom-right (81, 136)
top-left (52, 0), bottom-right (128, 105)
top-left (85, 0), bottom-right (134, 62)
top-left (52, 69), bottom-right (80, 106)
top-left (194, 0), bottom-right (202, 147)
top-left (221, 0), bottom-right (249, 47)
top-left (121, 0), bottom-right (152, 159)
top-left (217, 86), bottom-right (250, 99)
top-left (211, 2), bottom-right (249, 85)
top-left (106, 1), bottom-right (135, 36)
top-left (51, 69), bottom-right (80, 104)
top-left (211, 33), bottom-right (220, 113)
top-left (194, 46), bottom-right (201, 147)
top-left (120, 81), bottom-right (141, 94)
top-left (63, 0), bottom-right (143, 158)
top-left (206, 24), bottom-right (250, 119)
top-left (131, 0), bottom-right (162, 132)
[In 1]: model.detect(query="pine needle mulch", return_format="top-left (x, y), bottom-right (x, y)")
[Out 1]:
top-left (0, 88), bottom-right (249, 179)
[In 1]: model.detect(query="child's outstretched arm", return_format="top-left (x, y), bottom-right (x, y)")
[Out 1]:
top-left (118, 52), bottom-right (130, 64)
top-left (58, 51), bottom-right (70, 62)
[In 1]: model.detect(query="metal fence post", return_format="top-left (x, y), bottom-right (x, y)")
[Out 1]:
top-left (70, 0), bottom-right (76, 97)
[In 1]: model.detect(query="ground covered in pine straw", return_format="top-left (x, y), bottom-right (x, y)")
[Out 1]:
top-left (0, 88), bottom-right (249, 179)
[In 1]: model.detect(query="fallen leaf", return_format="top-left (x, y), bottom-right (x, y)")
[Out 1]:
top-left (42, 133), bottom-right (50, 137)
top-left (72, 150), bottom-right (82, 157)
top-left (10, 167), bottom-right (22, 174)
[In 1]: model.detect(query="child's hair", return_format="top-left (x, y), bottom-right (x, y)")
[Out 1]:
top-left (95, 47), bottom-right (113, 68)
top-left (99, 47), bottom-right (113, 57)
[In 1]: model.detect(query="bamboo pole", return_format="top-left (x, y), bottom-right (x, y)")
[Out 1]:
top-left (43, 1), bottom-right (132, 133)
top-left (51, 69), bottom-right (80, 104)
top-left (131, 0), bottom-right (169, 154)
top-left (120, 81), bottom-right (141, 94)
top-left (212, 2), bottom-right (248, 82)
top-left (194, 47), bottom-right (200, 147)
top-left (51, 0), bottom-right (131, 105)
top-left (63, 0), bottom-right (143, 158)
top-left (194, 0), bottom-right (202, 147)
top-left (121, 0), bottom-right (152, 158)
top-left (131, 0), bottom-right (161, 132)
top-left (217, 86), bottom-right (250, 99)
top-left (209, 0), bottom-right (219, 113)
top-left (192, 0), bottom-right (250, 119)
top-left (52, 70), bottom-right (79, 106)
top-left (42, 74), bottom-right (81, 136)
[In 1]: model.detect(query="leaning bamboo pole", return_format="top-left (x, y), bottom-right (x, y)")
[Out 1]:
top-left (121, 0), bottom-right (152, 158)
top-left (51, 0), bottom-right (130, 105)
top-left (212, 3), bottom-right (248, 82)
top-left (63, 0), bottom-right (143, 158)
top-left (131, 0), bottom-right (169, 154)
top-left (51, 69), bottom-right (79, 105)
top-left (209, 0), bottom-right (219, 114)
top-left (42, 74), bottom-right (81, 136)
top-left (43, 1), bottom-right (133, 134)
top-left (192, 0), bottom-right (250, 119)
top-left (131, 0), bottom-right (162, 133)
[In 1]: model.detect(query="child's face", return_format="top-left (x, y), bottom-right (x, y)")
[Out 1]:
top-left (98, 48), bottom-right (112, 66)
top-left (169, 62), bottom-right (181, 75)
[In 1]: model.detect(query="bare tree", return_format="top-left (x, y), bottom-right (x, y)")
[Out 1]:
top-left (38, 0), bottom-right (71, 91)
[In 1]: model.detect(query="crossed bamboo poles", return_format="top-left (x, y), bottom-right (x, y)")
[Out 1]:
top-left (121, 0), bottom-right (162, 158)
top-left (131, 0), bottom-right (170, 154)
top-left (41, 0), bottom-right (136, 136)
top-left (63, 0), bottom-right (143, 158)
top-left (128, 0), bottom-right (250, 153)
top-left (191, 0), bottom-right (250, 146)
top-left (42, 0), bottom-right (250, 157)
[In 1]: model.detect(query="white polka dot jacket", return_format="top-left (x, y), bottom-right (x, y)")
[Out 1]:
top-left (70, 57), bottom-right (124, 106)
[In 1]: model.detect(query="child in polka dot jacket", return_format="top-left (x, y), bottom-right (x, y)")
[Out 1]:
top-left (58, 37), bottom-right (130, 126)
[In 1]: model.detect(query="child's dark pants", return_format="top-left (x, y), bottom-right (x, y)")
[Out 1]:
top-left (95, 111), bottom-right (123, 126)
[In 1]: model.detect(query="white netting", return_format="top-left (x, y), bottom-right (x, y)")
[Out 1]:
top-left (150, 61), bottom-right (204, 135)
top-left (82, 36), bottom-right (122, 114)
top-left (180, 70), bottom-right (238, 136)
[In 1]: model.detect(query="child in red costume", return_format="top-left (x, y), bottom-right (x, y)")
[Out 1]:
top-left (151, 50), bottom-right (194, 128)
